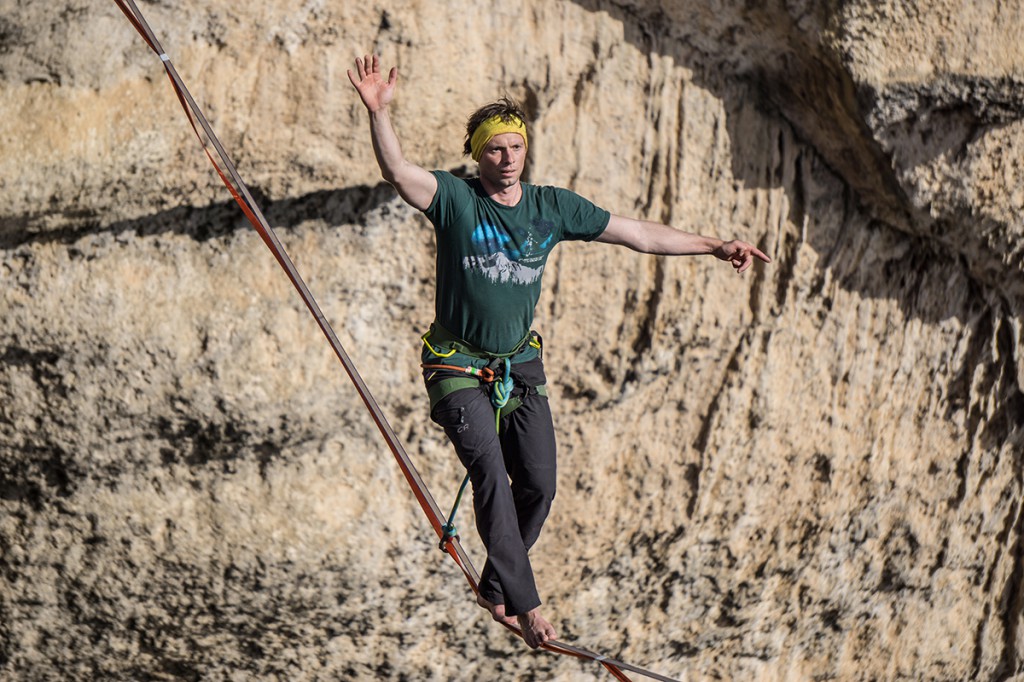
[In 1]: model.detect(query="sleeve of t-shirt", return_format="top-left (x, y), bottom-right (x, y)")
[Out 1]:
top-left (550, 187), bottom-right (611, 242)
top-left (423, 170), bottom-right (471, 230)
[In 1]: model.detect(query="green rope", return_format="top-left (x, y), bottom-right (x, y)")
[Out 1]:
top-left (490, 357), bottom-right (513, 432)
top-left (489, 357), bottom-right (513, 410)
top-left (439, 471), bottom-right (471, 550)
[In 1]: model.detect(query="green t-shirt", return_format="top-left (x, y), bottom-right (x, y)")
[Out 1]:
top-left (422, 170), bottom-right (610, 355)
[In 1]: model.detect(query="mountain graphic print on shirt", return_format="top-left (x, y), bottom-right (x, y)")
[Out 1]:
top-left (423, 170), bottom-right (611, 354)
top-left (463, 217), bottom-right (555, 285)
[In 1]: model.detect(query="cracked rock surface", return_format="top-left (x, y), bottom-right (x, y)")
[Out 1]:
top-left (2, 1), bottom-right (1023, 680)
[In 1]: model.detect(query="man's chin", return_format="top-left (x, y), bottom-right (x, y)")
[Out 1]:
top-left (479, 171), bottom-right (522, 192)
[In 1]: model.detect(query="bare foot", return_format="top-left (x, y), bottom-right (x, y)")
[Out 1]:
top-left (516, 608), bottom-right (557, 649)
top-left (476, 594), bottom-right (517, 626)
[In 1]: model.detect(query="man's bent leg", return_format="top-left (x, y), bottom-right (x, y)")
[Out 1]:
top-left (430, 386), bottom-right (542, 616)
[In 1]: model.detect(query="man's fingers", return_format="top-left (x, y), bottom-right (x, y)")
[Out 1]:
top-left (350, 55), bottom-right (394, 89)
top-left (726, 242), bottom-right (770, 273)
top-left (730, 249), bottom-right (752, 273)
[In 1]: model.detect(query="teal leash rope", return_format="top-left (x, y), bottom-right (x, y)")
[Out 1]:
top-left (439, 472), bottom-right (471, 549)
top-left (489, 357), bottom-right (513, 410)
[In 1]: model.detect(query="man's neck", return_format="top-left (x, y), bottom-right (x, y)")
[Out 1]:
top-left (479, 177), bottom-right (523, 207)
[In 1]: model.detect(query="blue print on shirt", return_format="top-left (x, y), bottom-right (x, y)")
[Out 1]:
top-left (472, 219), bottom-right (521, 261)
top-left (463, 218), bottom-right (555, 286)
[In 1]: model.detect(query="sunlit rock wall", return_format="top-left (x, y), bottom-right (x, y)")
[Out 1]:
top-left (2, 1), bottom-right (1022, 680)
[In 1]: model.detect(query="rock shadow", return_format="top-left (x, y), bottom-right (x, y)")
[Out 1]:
top-left (0, 182), bottom-right (399, 250)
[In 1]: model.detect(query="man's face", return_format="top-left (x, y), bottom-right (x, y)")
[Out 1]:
top-left (477, 132), bottom-right (527, 190)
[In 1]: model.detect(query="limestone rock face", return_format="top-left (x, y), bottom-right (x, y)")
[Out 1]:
top-left (2, 1), bottom-right (1023, 680)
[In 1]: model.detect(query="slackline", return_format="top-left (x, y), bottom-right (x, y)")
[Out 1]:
top-left (112, 3), bottom-right (680, 680)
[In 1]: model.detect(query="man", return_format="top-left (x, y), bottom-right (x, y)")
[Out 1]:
top-left (348, 54), bottom-right (769, 649)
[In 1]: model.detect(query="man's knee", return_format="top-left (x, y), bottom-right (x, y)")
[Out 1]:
top-left (522, 469), bottom-right (556, 505)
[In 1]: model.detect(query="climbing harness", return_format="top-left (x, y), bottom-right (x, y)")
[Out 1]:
top-left (421, 322), bottom-right (546, 417)
top-left (112, 3), bottom-right (680, 680)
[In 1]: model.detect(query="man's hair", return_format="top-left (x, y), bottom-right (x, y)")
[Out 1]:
top-left (463, 97), bottom-right (528, 156)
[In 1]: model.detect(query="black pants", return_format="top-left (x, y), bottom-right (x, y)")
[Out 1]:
top-left (426, 358), bottom-right (556, 616)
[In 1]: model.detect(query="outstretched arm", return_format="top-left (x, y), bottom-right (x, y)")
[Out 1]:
top-left (347, 54), bottom-right (437, 211)
top-left (596, 213), bottom-right (770, 273)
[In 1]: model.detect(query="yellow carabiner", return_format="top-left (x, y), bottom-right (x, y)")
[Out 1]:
top-left (422, 332), bottom-right (458, 358)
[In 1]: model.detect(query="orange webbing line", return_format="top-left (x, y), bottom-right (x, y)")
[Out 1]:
top-left (113, 3), bottom-right (676, 680)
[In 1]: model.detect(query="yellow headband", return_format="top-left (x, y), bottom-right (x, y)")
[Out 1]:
top-left (469, 115), bottom-right (528, 161)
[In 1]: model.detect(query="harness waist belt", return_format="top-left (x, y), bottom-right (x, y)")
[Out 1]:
top-left (423, 321), bottom-right (533, 361)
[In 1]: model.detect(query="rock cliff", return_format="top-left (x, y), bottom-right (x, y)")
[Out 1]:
top-left (2, 1), bottom-right (1023, 680)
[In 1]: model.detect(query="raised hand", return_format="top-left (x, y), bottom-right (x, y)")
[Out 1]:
top-left (347, 54), bottom-right (397, 113)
